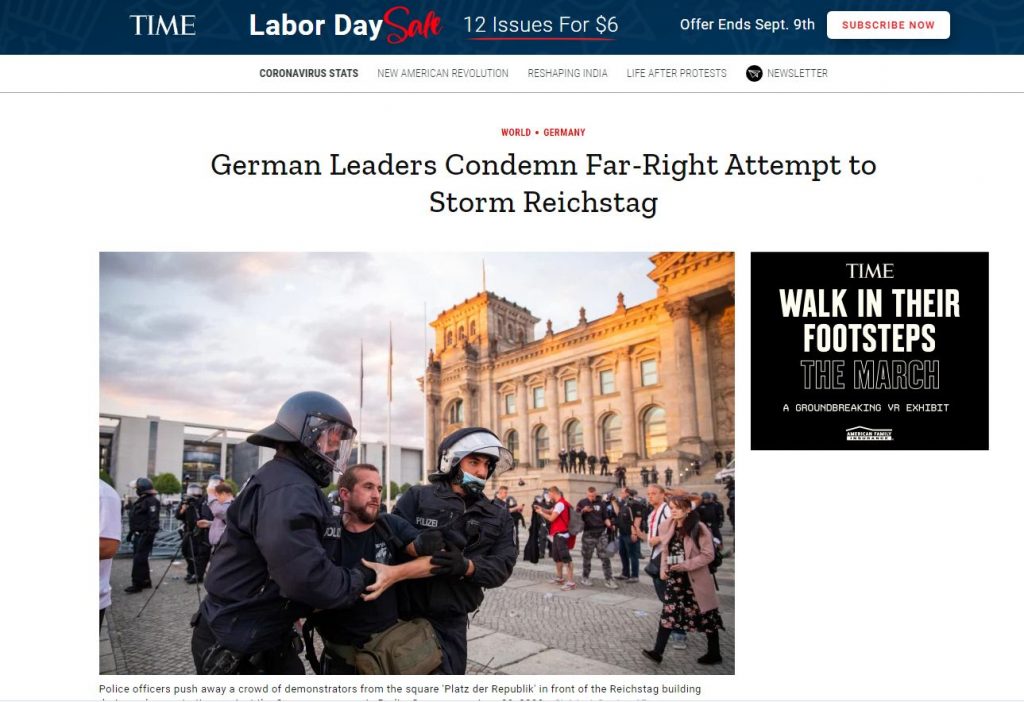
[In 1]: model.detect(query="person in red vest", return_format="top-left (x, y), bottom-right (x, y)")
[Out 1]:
top-left (533, 485), bottom-right (576, 590)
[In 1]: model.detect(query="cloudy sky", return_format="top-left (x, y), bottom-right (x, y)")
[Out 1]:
top-left (99, 252), bottom-right (659, 446)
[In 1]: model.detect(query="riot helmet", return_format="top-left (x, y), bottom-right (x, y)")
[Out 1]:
top-left (186, 483), bottom-right (204, 499)
top-left (133, 477), bottom-right (154, 496)
top-left (247, 391), bottom-right (356, 487)
top-left (432, 427), bottom-right (513, 493)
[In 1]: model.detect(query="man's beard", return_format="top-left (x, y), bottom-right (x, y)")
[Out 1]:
top-left (348, 501), bottom-right (379, 524)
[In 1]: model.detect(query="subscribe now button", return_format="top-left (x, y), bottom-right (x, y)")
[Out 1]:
top-left (827, 11), bottom-right (950, 39)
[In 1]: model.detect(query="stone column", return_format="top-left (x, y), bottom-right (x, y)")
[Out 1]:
top-left (459, 383), bottom-right (476, 426)
top-left (545, 368), bottom-right (561, 458)
top-left (490, 367), bottom-right (499, 432)
top-left (424, 393), bottom-right (440, 481)
top-left (665, 298), bottom-right (703, 456)
top-left (477, 364), bottom-right (495, 430)
top-left (617, 348), bottom-right (639, 464)
top-left (578, 357), bottom-right (596, 455)
top-left (516, 377), bottom-right (530, 466)
top-left (691, 306), bottom-right (715, 444)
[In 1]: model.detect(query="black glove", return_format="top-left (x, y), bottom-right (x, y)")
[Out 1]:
top-left (412, 529), bottom-right (445, 556)
top-left (441, 528), bottom-right (467, 551)
top-left (356, 562), bottom-right (378, 588)
top-left (430, 547), bottom-right (470, 578)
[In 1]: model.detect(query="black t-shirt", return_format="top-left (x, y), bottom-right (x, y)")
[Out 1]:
top-left (315, 514), bottom-right (418, 647)
top-left (576, 497), bottom-right (607, 531)
top-left (616, 500), bottom-right (636, 535)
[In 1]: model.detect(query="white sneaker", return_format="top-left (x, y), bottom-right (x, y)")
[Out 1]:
top-left (672, 640), bottom-right (687, 650)
top-left (604, 579), bottom-right (619, 589)
top-left (580, 577), bottom-right (592, 587)
top-left (560, 581), bottom-right (577, 591)
top-left (548, 577), bottom-right (565, 585)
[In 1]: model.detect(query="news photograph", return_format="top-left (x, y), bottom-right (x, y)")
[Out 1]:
top-left (99, 251), bottom-right (736, 675)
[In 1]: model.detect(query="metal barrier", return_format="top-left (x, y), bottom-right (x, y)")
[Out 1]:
top-left (116, 512), bottom-right (186, 559)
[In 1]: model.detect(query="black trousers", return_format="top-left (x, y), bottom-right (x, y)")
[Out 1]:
top-left (430, 615), bottom-right (469, 675)
top-left (182, 534), bottom-right (211, 579)
top-left (191, 613), bottom-right (305, 675)
top-left (131, 531), bottom-right (155, 586)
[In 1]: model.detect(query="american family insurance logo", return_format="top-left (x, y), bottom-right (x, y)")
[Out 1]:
top-left (846, 426), bottom-right (894, 442)
top-left (248, 6), bottom-right (441, 44)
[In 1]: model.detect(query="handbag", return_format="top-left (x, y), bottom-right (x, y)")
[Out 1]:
top-left (644, 553), bottom-right (661, 578)
top-left (352, 618), bottom-right (443, 675)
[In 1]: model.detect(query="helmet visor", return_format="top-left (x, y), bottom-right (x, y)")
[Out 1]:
top-left (301, 414), bottom-right (356, 470)
top-left (449, 431), bottom-right (514, 477)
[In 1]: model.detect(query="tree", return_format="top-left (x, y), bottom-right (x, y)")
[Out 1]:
top-left (152, 472), bottom-right (181, 496)
top-left (99, 470), bottom-right (115, 488)
top-left (224, 478), bottom-right (240, 494)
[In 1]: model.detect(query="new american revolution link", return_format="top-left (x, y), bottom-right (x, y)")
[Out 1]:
top-left (751, 252), bottom-right (988, 450)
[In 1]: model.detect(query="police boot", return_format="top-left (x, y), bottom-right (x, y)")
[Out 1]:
top-left (124, 584), bottom-right (144, 593)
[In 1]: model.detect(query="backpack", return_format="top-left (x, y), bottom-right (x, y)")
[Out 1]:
top-left (690, 523), bottom-right (723, 575)
top-left (567, 504), bottom-right (584, 536)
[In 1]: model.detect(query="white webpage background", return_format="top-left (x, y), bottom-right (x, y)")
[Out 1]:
top-left (1, 66), bottom-right (1021, 701)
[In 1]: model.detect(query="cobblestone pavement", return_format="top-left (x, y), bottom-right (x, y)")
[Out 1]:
top-left (103, 525), bottom-right (734, 676)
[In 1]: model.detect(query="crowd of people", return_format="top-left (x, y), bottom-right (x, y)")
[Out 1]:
top-left (511, 477), bottom-right (734, 667)
top-left (100, 389), bottom-right (734, 675)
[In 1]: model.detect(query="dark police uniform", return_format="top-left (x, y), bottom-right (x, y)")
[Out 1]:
top-left (128, 493), bottom-right (160, 588)
top-left (394, 483), bottom-right (516, 674)
top-left (176, 496), bottom-right (214, 582)
top-left (191, 454), bottom-right (372, 674)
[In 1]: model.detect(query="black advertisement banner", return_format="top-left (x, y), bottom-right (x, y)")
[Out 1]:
top-left (751, 252), bottom-right (988, 450)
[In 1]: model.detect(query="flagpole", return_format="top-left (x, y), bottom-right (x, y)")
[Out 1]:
top-left (386, 323), bottom-right (393, 511)
top-left (423, 301), bottom-right (429, 485)
top-left (358, 339), bottom-right (364, 464)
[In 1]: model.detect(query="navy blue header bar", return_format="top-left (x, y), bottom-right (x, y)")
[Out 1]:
top-left (1, 0), bottom-right (1019, 54)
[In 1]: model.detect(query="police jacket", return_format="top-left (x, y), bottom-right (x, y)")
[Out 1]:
top-left (696, 503), bottom-right (719, 529)
top-left (394, 482), bottom-right (516, 619)
top-left (200, 455), bottom-right (370, 655)
top-left (128, 494), bottom-right (160, 534)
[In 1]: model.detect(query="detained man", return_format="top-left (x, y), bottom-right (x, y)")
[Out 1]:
top-left (309, 463), bottom-right (445, 674)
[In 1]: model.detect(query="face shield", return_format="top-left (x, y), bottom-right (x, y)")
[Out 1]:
top-left (441, 431), bottom-right (514, 478)
top-left (300, 413), bottom-right (356, 472)
top-left (186, 484), bottom-right (204, 499)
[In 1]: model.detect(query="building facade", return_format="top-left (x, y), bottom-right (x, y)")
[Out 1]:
top-left (420, 253), bottom-right (735, 481)
top-left (101, 414), bottom-right (422, 497)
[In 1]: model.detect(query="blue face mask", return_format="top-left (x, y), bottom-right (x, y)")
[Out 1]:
top-left (459, 471), bottom-right (487, 494)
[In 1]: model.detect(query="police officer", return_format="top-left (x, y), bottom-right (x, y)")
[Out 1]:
top-left (697, 491), bottom-right (724, 543)
top-left (394, 427), bottom-right (517, 674)
top-left (125, 477), bottom-right (160, 593)
top-left (191, 391), bottom-right (401, 675)
top-left (177, 482), bottom-right (214, 584)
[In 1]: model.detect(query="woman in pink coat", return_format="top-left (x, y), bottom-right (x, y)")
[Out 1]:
top-left (642, 494), bottom-right (724, 665)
